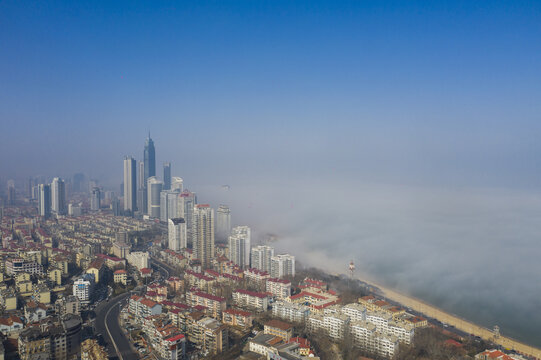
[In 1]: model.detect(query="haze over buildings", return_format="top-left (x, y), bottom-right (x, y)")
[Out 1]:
top-left (1, 0), bottom-right (541, 349)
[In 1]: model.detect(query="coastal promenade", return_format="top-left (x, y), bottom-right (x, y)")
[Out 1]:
top-left (360, 277), bottom-right (541, 359)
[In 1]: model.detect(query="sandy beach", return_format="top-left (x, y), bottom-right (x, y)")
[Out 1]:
top-left (358, 276), bottom-right (541, 359)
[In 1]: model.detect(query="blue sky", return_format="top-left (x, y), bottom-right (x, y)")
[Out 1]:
top-left (1, 0), bottom-right (541, 186)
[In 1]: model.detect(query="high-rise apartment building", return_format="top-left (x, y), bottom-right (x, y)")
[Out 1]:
top-left (38, 184), bottom-right (52, 218)
top-left (147, 177), bottom-right (163, 218)
top-left (72, 173), bottom-right (85, 193)
top-left (171, 177), bottom-right (183, 192)
top-left (123, 156), bottom-right (137, 214)
top-left (51, 177), bottom-right (66, 215)
top-left (160, 190), bottom-right (182, 222)
top-left (163, 162), bottom-right (171, 190)
top-left (7, 181), bottom-right (16, 205)
top-left (137, 161), bottom-right (145, 213)
top-left (138, 161), bottom-right (145, 190)
top-left (180, 190), bottom-right (197, 245)
top-left (193, 205), bottom-right (214, 269)
top-left (168, 218), bottom-right (187, 251)
top-left (251, 245), bottom-right (274, 272)
top-left (216, 205), bottom-right (231, 243)
top-left (270, 254), bottom-right (295, 279)
top-left (228, 226), bottom-right (251, 268)
top-left (90, 187), bottom-right (101, 211)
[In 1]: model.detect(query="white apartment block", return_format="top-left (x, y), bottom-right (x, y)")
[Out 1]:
top-left (232, 289), bottom-right (269, 312)
top-left (307, 313), bottom-right (350, 341)
top-left (168, 218), bottom-right (187, 251)
top-left (270, 254), bottom-right (295, 279)
top-left (228, 226), bottom-right (251, 268)
top-left (272, 301), bottom-right (310, 323)
top-left (128, 295), bottom-right (162, 320)
top-left (366, 311), bottom-right (392, 333)
top-left (266, 278), bottom-right (291, 300)
top-left (126, 251), bottom-right (149, 270)
top-left (73, 276), bottom-right (94, 304)
top-left (387, 320), bottom-right (414, 345)
top-left (341, 303), bottom-right (367, 322)
top-left (250, 245), bottom-right (274, 272)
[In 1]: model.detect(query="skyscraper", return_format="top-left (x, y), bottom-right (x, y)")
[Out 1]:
top-left (123, 156), bottom-right (137, 214)
top-left (137, 161), bottom-right (146, 214)
top-left (193, 204), bottom-right (214, 269)
top-left (138, 161), bottom-right (145, 190)
top-left (72, 173), bottom-right (85, 193)
top-left (251, 245), bottom-right (274, 272)
top-left (180, 190), bottom-right (197, 245)
top-left (163, 162), bottom-right (171, 190)
top-left (147, 176), bottom-right (163, 218)
top-left (168, 218), bottom-right (187, 251)
top-left (160, 189), bottom-right (182, 223)
top-left (228, 226), bottom-right (251, 268)
top-left (216, 205), bottom-right (231, 243)
top-left (7, 181), bottom-right (16, 205)
top-left (38, 184), bottom-right (51, 218)
top-left (51, 177), bottom-right (66, 215)
top-left (90, 187), bottom-right (101, 211)
top-left (143, 133), bottom-right (155, 186)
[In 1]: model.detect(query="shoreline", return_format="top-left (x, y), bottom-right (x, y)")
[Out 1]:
top-left (354, 274), bottom-right (541, 359)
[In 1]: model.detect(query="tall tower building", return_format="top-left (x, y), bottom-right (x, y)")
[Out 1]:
top-left (168, 218), bottom-right (187, 251)
top-left (123, 156), bottom-right (137, 214)
top-left (251, 245), bottom-right (274, 272)
top-left (180, 190), bottom-right (197, 245)
top-left (228, 226), bottom-right (251, 268)
top-left (7, 181), bottom-right (16, 205)
top-left (138, 161), bottom-right (145, 190)
top-left (147, 177), bottom-right (163, 218)
top-left (270, 254), bottom-right (296, 279)
top-left (171, 177), bottom-right (183, 192)
top-left (72, 173), bottom-right (85, 193)
top-left (38, 184), bottom-right (52, 218)
top-left (216, 205), bottom-right (231, 243)
top-left (143, 133), bottom-right (156, 187)
top-left (51, 178), bottom-right (66, 215)
top-left (137, 161), bottom-right (146, 214)
top-left (163, 162), bottom-right (171, 190)
top-left (193, 204), bottom-right (214, 269)
top-left (27, 177), bottom-right (34, 198)
top-left (90, 187), bottom-right (101, 211)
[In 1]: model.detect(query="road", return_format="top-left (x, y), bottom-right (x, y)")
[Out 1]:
top-left (358, 276), bottom-right (541, 359)
top-left (94, 292), bottom-right (137, 360)
top-left (150, 257), bottom-right (175, 278)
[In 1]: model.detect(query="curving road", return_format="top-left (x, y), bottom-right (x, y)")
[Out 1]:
top-left (94, 292), bottom-right (137, 360)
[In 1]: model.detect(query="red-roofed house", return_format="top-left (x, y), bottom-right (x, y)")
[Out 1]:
top-left (289, 337), bottom-right (312, 356)
top-left (186, 289), bottom-right (226, 319)
top-left (222, 308), bottom-right (253, 328)
top-left (140, 267), bottom-right (153, 278)
top-left (114, 269), bottom-right (127, 285)
top-left (475, 349), bottom-right (525, 360)
top-left (128, 295), bottom-right (162, 320)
